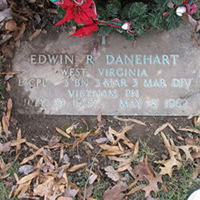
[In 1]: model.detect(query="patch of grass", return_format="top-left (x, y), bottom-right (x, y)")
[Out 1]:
top-left (75, 128), bottom-right (88, 134)
top-left (92, 180), bottom-right (110, 200)
top-left (155, 162), bottom-right (200, 200)
top-left (0, 162), bottom-right (19, 200)
top-left (0, 181), bottom-right (8, 200)
top-left (73, 171), bottom-right (88, 188)
top-left (8, 161), bottom-right (20, 176)
top-left (136, 140), bottom-right (156, 161)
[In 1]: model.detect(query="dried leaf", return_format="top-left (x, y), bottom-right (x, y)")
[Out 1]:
top-left (29, 29), bottom-right (42, 41)
top-left (14, 23), bottom-right (26, 41)
top-left (155, 133), bottom-right (182, 177)
top-left (64, 187), bottom-right (79, 198)
top-left (109, 125), bottom-right (134, 147)
top-left (178, 145), bottom-right (199, 161)
top-left (6, 98), bottom-right (12, 120)
top-left (134, 140), bottom-right (139, 155)
top-left (0, 142), bottom-right (11, 153)
top-left (83, 141), bottom-right (94, 150)
top-left (5, 20), bottom-right (17, 31)
top-left (25, 141), bottom-right (39, 150)
top-left (192, 164), bottom-right (200, 180)
top-left (114, 116), bottom-right (146, 126)
top-left (2, 115), bottom-right (9, 139)
top-left (128, 179), bottom-right (138, 190)
top-left (6, 82), bottom-right (11, 92)
top-left (11, 139), bottom-right (26, 147)
top-left (20, 148), bottom-right (43, 165)
top-left (1, 71), bottom-right (21, 75)
top-left (14, 181), bottom-right (31, 197)
top-left (154, 123), bottom-right (176, 135)
top-left (48, 135), bottom-right (61, 147)
top-left (0, 124), bottom-right (2, 136)
top-left (95, 137), bottom-right (108, 144)
top-left (127, 184), bottom-right (145, 196)
top-left (105, 166), bottom-right (120, 182)
top-left (62, 154), bottom-right (70, 164)
top-left (97, 108), bottom-right (102, 123)
top-left (132, 161), bottom-right (152, 181)
top-left (68, 163), bottom-right (87, 172)
top-left (179, 128), bottom-right (200, 134)
top-left (33, 178), bottom-right (54, 197)
top-left (56, 127), bottom-right (71, 139)
top-left (101, 150), bottom-right (124, 156)
top-left (106, 127), bottom-right (116, 143)
top-left (194, 116), bottom-right (200, 128)
top-left (0, 8), bottom-right (12, 22)
top-left (19, 165), bottom-right (34, 175)
top-left (18, 170), bottom-right (39, 184)
top-left (104, 181), bottom-right (128, 200)
top-left (89, 173), bottom-right (98, 185)
top-left (73, 131), bottom-right (91, 148)
top-left (86, 184), bottom-right (94, 198)
top-left (143, 173), bottom-right (163, 197)
top-left (66, 125), bottom-right (74, 134)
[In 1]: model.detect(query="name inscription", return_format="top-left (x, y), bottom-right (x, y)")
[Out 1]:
top-left (16, 52), bottom-right (197, 115)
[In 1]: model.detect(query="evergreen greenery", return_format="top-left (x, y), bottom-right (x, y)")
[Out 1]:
top-left (95, 0), bottom-right (200, 39)
top-left (57, 0), bottom-right (200, 39)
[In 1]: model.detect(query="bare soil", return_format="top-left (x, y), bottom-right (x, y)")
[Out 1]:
top-left (11, 112), bottom-right (194, 162)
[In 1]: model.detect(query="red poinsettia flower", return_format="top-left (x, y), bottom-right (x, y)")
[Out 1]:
top-left (183, 0), bottom-right (191, 4)
top-left (70, 22), bottom-right (99, 37)
top-left (186, 3), bottom-right (197, 15)
top-left (56, 0), bottom-right (97, 26)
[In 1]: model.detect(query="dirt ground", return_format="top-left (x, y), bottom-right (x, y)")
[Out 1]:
top-left (11, 112), bottom-right (194, 159)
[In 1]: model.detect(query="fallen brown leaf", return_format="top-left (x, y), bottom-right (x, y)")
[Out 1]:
top-left (5, 20), bottom-right (17, 31)
top-left (14, 23), bottom-right (26, 41)
top-left (2, 115), bottom-right (9, 139)
top-left (194, 116), bottom-right (200, 128)
top-left (56, 127), bottom-right (71, 139)
top-left (143, 173), bottom-right (163, 197)
top-left (89, 173), bottom-right (98, 185)
top-left (14, 180), bottom-right (31, 197)
top-left (113, 116), bottom-right (146, 126)
top-left (17, 170), bottom-right (39, 184)
top-left (6, 98), bottom-right (12, 120)
top-left (0, 142), bottom-right (11, 153)
top-left (29, 29), bottom-right (42, 41)
top-left (0, 71), bottom-right (21, 75)
top-left (20, 148), bottom-right (43, 165)
top-left (179, 128), bottom-right (200, 134)
top-left (154, 132), bottom-right (182, 177)
top-left (154, 123), bottom-right (176, 135)
top-left (105, 166), bottom-right (120, 182)
top-left (127, 184), bottom-right (145, 196)
top-left (104, 181), bottom-right (128, 200)
top-left (25, 141), bottom-right (39, 150)
top-left (177, 145), bottom-right (199, 161)
top-left (6, 82), bottom-right (11, 92)
top-left (66, 125), bottom-right (74, 134)
top-left (73, 131), bottom-right (91, 148)
top-left (68, 163), bottom-right (87, 172)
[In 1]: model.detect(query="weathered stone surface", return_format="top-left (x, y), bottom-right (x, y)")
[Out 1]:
top-left (11, 25), bottom-right (200, 115)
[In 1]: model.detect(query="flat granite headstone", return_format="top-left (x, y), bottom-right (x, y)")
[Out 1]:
top-left (11, 25), bottom-right (200, 115)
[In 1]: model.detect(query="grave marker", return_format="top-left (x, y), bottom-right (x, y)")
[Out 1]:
top-left (11, 25), bottom-right (200, 115)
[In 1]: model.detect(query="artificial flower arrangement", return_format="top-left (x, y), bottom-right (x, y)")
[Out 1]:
top-left (50, 0), bottom-right (199, 38)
